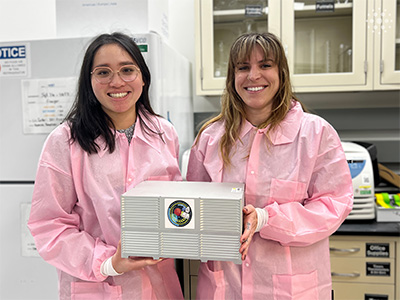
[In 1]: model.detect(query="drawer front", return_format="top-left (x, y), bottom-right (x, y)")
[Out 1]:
top-left (331, 257), bottom-right (394, 284)
top-left (332, 282), bottom-right (394, 300)
top-left (330, 240), bottom-right (394, 259)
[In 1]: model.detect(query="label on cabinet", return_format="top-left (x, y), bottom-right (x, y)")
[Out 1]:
top-left (366, 262), bottom-right (390, 276)
top-left (364, 295), bottom-right (388, 300)
top-left (245, 5), bottom-right (262, 16)
top-left (366, 243), bottom-right (390, 258)
top-left (316, 1), bottom-right (334, 13)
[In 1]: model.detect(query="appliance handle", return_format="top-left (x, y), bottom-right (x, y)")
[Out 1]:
top-left (331, 272), bottom-right (361, 278)
top-left (329, 247), bottom-right (360, 253)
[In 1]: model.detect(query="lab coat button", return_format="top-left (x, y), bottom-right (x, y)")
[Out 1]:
top-left (245, 263), bottom-right (250, 267)
top-left (250, 171), bottom-right (255, 175)
top-left (128, 178), bottom-right (132, 182)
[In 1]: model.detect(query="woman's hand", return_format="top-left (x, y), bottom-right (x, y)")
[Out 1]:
top-left (239, 205), bottom-right (258, 260)
top-left (112, 241), bottom-right (163, 273)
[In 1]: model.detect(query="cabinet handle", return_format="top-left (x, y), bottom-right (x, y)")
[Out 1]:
top-left (329, 247), bottom-right (360, 253)
top-left (331, 272), bottom-right (360, 278)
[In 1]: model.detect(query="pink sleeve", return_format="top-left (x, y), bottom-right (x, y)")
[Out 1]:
top-left (260, 129), bottom-right (353, 247)
top-left (186, 142), bottom-right (212, 182)
top-left (27, 135), bottom-right (114, 282)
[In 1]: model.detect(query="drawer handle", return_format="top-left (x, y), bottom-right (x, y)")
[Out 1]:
top-left (331, 272), bottom-right (360, 278)
top-left (329, 247), bottom-right (360, 253)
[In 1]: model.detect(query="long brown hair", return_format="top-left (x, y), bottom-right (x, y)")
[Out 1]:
top-left (195, 32), bottom-right (303, 167)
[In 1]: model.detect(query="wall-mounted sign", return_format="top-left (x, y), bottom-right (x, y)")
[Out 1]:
top-left (0, 44), bottom-right (30, 77)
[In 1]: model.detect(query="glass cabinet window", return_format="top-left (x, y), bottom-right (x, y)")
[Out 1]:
top-left (213, 0), bottom-right (269, 77)
top-left (293, 0), bottom-right (353, 75)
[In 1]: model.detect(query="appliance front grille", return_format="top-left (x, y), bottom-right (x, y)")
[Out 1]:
top-left (200, 199), bottom-right (241, 232)
top-left (161, 233), bottom-right (199, 258)
top-left (121, 231), bottom-right (159, 257)
top-left (347, 197), bottom-right (375, 219)
top-left (201, 234), bottom-right (241, 261)
top-left (121, 197), bottom-right (160, 229)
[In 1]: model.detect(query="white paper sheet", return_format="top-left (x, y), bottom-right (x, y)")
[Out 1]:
top-left (21, 77), bottom-right (77, 134)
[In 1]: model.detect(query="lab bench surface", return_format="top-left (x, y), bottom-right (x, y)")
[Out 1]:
top-left (334, 219), bottom-right (400, 236)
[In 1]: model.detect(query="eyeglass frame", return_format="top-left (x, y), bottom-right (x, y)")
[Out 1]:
top-left (90, 64), bottom-right (141, 84)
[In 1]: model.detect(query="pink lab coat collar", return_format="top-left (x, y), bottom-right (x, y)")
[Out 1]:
top-left (240, 100), bottom-right (303, 145)
top-left (95, 113), bottom-right (163, 158)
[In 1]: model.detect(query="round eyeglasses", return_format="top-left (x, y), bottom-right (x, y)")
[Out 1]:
top-left (91, 65), bottom-right (140, 84)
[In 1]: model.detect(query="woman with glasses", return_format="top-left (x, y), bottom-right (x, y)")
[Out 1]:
top-left (187, 32), bottom-right (353, 299)
top-left (28, 32), bottom-right (183, 299)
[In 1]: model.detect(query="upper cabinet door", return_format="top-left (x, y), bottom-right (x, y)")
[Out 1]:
top-left (282, 0), bottom-right (370, 92)
top-left (195, 0), bottom-right (399, 95)
top-left (196, 0), bottom-right (281, 95)
top-left (375, 0), bottom-right (400, 88)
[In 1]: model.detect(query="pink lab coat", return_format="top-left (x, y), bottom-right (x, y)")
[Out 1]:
top-left (28, 114), bottom-right (184, 300)
top-left (187, 101), bottom-right (353, 300)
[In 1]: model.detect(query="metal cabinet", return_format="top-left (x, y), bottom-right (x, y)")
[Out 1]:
top-left (183, 235), bottom-right (400, 299)
top-left (330, 235), bottom-right (400, 300)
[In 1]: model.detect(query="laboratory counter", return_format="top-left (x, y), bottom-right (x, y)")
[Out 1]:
top-left (333, 219), bottom-right (400, 236)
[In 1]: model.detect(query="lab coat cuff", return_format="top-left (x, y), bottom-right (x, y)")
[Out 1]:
top-left (255, 208), bottom-right (268, 232)
top-left (100, 256), bottom-right (124, 277)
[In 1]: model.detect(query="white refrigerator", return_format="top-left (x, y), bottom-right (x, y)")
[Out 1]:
top-left (0, 32), bottom-right (193, 299)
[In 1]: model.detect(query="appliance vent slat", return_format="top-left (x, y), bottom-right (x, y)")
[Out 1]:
top-left (161, 233), bottom-right (200, 258)
top-left (121, 231), bottom-right (159, 257)
top-left (201, 234), bottom-right (240, 261)
top-left (121, 197), bottom-right (160, 228)
top-left (200, 199), bottom-right (241, 232)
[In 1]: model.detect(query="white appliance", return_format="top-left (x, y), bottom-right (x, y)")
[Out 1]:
top-left (0, 33), bottom-right (192, 299)
top-left (121, 181), bottom-right (244, 264)
top-left (342, 142), bottom-right (375, 220)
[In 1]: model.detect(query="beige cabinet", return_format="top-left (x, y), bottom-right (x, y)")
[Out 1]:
top-left (183, 235), bottom-right (400, 299)
top-left (330, 235), bottom-right (400, 300)
top-left (195, 0), bottom-right (400, 95)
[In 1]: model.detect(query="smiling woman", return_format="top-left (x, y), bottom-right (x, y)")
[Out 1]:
top-left (186, 32), bottom-right (353, 300)
top-left (27, 32), bottom-right (184, 300)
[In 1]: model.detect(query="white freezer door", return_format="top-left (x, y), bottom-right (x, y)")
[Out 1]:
top-left (0, 184), bottom-right (58, 299)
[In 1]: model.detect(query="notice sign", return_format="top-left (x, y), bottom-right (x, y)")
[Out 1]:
top-left (21, 77), bottom-right (77, 134)
top-left (0, 44), bottom-right (29, 77)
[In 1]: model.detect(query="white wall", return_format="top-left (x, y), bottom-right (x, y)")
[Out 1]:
top-left (0, 0), bottom-right (56, 42)
top-left (0, 0), bottom-right (219, 113)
